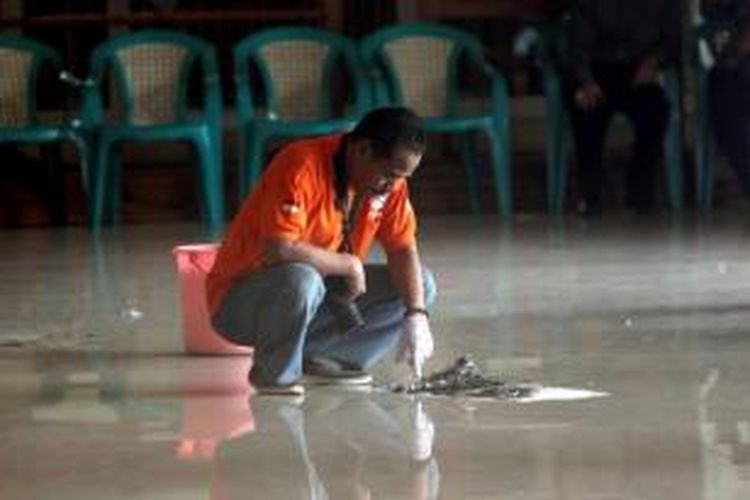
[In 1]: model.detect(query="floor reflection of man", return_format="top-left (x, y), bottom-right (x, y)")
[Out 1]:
top-left (216, 392), bottom-right (439, 500)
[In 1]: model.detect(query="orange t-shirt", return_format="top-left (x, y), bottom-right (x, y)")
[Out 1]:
top-left (206, 134), bottom-right (418, 316)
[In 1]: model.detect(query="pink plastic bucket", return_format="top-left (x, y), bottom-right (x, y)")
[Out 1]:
top-left (173, 243), bottom-right (252, 355)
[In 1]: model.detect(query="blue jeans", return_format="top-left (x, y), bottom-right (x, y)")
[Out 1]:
top-left (212, 263), bottom-right (437, 386)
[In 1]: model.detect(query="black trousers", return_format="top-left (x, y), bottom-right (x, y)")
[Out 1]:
top-left (709, 64), bottom-right (750, 196)
top-left (566, 63), bottom-right (669, 210)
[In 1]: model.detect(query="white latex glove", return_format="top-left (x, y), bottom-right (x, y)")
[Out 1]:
top-left (396, 314), bottom-right (434, 379)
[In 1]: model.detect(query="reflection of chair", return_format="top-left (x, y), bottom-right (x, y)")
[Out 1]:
top-left (534, 24), bottom-right (683, 215)
top-left (0, 36), bottom-right (82, 225)
top-left (360, 22), bottom-right (512, 216)
top-left (82, 30), bottom-right (224, 235)
top-left (234, 27), bottom-right (371, 198)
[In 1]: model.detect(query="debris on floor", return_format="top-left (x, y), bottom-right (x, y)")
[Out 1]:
top-left (0, 334), bottom-right (43, 348)
top-left (392, 356), bottom-right (538, 400)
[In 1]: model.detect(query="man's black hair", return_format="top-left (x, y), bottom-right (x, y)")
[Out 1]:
top-left (347, 106), bottom-right (426, 158)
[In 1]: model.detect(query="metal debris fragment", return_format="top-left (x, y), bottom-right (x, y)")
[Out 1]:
top-left (393, 356), bottom-right (537, 400)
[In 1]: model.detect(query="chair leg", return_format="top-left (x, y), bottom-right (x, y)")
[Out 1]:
top-left (545, 103), bottom-right (567, 216)
top-left (240, 128), bottom-right (264, 201)
top-left (237, 126), bottom-right (250, 201)
top-left (694, 72), bottom-right (714, 213)
top-left (195, 131), bottom-right (225, 239)
top-left (545, 118), bottom-right (558, 215)
top-left (662, 72), bottom-right (685, 214)
top-left (41, 142), bottom-right (66, 226)
top-left (74, 130), bottom-right (94, 200)
top-left (460, 131), bottom-right (482, 214)
top-left (664, 107), bottom-right (684, 213)
top-left (237, 128), bottom-right (247, 202)
top-left (487, 120), bottom-right (512, 219)
top-left (554, 121), bottom-right (568, 215)
top-left (543, 66), bottom-right (567, 215)
top-left (90, 138), bottom-right (113, 232)
top-left (696, 117), bottom-right (715, 213)
top-left (106, 145), bottom-right (122, 225)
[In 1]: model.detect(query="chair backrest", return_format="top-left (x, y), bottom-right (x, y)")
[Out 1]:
top-left (88, 30), bottom-right (217, 126)
top-left (361, 23), bottom-right (485, 118)
top-left (234, 27), bottom-right (366, 122)
top-left (0, 36), bottom-right (61, 128)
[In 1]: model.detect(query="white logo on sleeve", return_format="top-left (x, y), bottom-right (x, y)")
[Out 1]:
top-left (281, 202), bottom-right (301, 216)
top-left (368, 194), bottom-right (389, 220)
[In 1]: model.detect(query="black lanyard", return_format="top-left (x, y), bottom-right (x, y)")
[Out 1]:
top-left (333, 142), bottom-right (363, 253)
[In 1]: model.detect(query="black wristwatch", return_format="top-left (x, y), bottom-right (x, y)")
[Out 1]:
top-left (404, 307), bottom-right (429, 319)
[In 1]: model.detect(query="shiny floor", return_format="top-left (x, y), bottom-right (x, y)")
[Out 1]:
top-left (2, 214), bottom-right (750, 499)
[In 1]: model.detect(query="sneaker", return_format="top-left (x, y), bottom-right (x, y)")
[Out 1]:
top-left (303, 357), bottom-right (373, 386)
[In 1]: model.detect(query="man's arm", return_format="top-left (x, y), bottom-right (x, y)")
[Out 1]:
top-left (388, 245), bottom-right (434, 379)
top-left (264, 238), bottom-right (366, 298)
top-left (386, 246), bottom-right (425, 311)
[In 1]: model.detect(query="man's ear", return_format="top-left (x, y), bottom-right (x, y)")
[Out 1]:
top-left (352, 138), bottom-right (372, 160)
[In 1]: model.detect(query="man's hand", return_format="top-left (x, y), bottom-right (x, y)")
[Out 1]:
top-left (574, 82), bottom-right (605, 110)
top-left (263, 238), bottom-right (366, 299)
top-left (342, 253), bottom-right (366, 300)
top-left (396, 313), bottom-right (434, 379)
top-left (633, 56), bottom-right (660, 86)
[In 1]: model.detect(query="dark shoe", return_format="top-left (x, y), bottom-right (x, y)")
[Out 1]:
top-left (303, 357), bottom-right (373, 386)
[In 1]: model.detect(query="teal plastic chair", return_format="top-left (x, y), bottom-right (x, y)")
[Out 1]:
top-left (234, 27), bottom-right (371, 198)
top-left (360, 22), bottom-right (512, 217)
top-left (690, 21), bottom-right (734, 212)
top-left (534, 24), bottom-right (684, 215)
top-left (81, 29), bottom-right (224, 235)
top-left (0, 36), bottom-right (87, 224)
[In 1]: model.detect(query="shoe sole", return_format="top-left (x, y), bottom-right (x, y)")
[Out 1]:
top-left (302, 374), bottom-right (373, 386)
top-left (252, 384), bottom-right (306, 396)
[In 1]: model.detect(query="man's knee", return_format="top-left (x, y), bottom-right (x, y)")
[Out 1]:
top-left (211, 263), bottom-right (325, 341)
top-left (279, 263), bottom-right (326, 310)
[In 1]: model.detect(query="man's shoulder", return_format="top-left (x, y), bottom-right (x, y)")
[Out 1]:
top-left (263, 135), bottom-right (340, 190)
top-left (282, 134), bottom-right (343, 160)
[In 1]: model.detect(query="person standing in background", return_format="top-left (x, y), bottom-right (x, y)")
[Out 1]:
top-left (563, 0), bottom-right (682, 215)
top-left (705, 0), bottom-right (750, 199)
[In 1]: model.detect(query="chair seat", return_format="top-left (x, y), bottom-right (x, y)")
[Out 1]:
top-left (99, 122), bottom-right (209, 143)
top-left (420, 115), bottom-right (495, 133)
top-left (0, 126), bottom-right (68, 143)
top-left (242, 117), bottom-right (359, 139)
